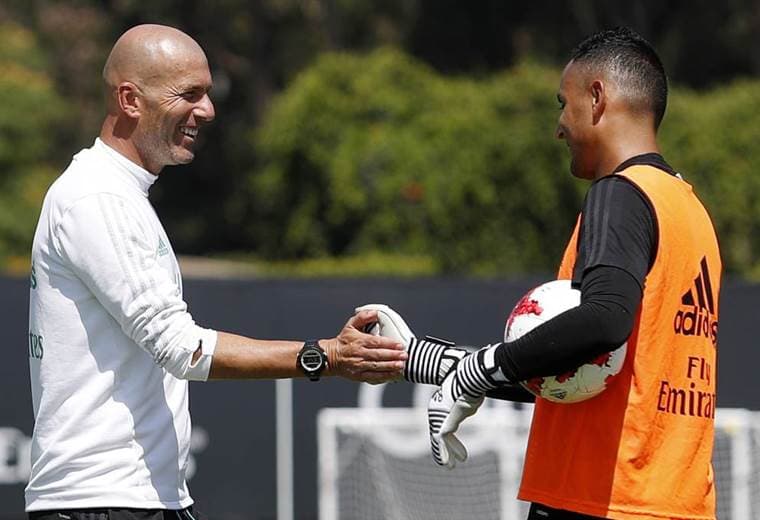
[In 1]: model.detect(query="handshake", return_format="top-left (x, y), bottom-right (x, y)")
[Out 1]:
top-left (356, 304), bottom-right (511, 469)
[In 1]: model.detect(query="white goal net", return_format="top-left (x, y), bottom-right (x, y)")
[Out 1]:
top-left (318, 402), bottom-right (760, 520)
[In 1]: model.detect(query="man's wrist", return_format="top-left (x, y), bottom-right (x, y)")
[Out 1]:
top-left (481, 344), bottom-right (511, 383)
top-left (320, 337), bottom-right (338, 377)
top-left (457, 344), bottom-right (510, 397)
top-left (405, 336), bottom-right (466, 385)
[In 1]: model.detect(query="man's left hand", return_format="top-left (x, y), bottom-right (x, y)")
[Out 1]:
top-left (323, 310), bottom-right (407, 384)
top-left (428, 369), bottom-right (485, 469)
top-left (427, 344), bottom-right (509, 468)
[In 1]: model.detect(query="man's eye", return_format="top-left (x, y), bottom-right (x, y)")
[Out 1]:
top-left (182, 91), bottom-right (202, 101)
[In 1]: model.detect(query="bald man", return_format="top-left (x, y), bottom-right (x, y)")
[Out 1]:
top-left (26, 25), bottom-right (406, 519)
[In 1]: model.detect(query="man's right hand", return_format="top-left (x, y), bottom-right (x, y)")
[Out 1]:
top-left (355, 304), bottom-right (467, 385)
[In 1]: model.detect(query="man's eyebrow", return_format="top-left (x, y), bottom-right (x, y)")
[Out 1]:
top-left (177, 84), bottom-right (212, 96)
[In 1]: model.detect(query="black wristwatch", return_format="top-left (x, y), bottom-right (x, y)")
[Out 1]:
top-left (296, 339), bottom-right (328, 381)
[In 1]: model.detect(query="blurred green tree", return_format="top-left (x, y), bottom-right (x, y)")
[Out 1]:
top-left (660, 80), bottom-right (760, 279)
top-left (248, 49), bottom-right (583, 274)
top-left (3, 1), bottom-right (760, 278)
top-left (250, 47), bottom-right (760, 277)
top-left (0, 21), bottom-right (67, 271)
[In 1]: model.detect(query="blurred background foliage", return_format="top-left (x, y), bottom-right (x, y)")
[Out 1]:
top-left (247, 51), bottom-right (578, 274)
top-left (0, 21), bottom-right (68, 273)
top-left (1, 0), bottom-right (760, 277)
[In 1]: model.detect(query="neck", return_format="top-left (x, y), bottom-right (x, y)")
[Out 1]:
top-left (99, 116), bottom-right (160, 175)
top-left (593, 125), bottom-right (659, 180)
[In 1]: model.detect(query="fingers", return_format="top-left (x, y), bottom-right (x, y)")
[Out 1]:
top-left (347, 309), bottom-right (381, 330)
top-left (361, 360), bottom-right (406, 372)
top-left (428, 372), bottom-right (477, 469)
top-left (333, 343), bottom-right (406, 382)
top-left (430, 430), bottom-right (466, 469)
top-left (436, 434), bottom-right (452, 468)
top-left (354, 303), bottom-right (415, 345)
top-left (358, 347), bottom-right (408, 362)
top-left (345, 358), bottom-right (405, 379)
top-left (355, 303), bottom-right (389, 314)
top-left (428, 390), bottom-right (448, 467)
top-left (437, 413), bottom-right (467, 469)
top-left (331, 312), bottom-right (408, 382)
top-left (441, 432), bottom-right (468, 465)
top-left (364, 335), bottom-right (406, 351)
top-left (443, 395), bottom-right (485, 429)
top-left (337, 363), bottom-right (404, 382)
top-left (358, 371), bottom-right (404, 384)
top-left (348, 344), bottom-right (407, 365)
top-left (378, 359), bottom-right (406, 370)
top-left (338, 328), bottom-right (408, 361)
top-left (343, 316), bottom-right (405, 351)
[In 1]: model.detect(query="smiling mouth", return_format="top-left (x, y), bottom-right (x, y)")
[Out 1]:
top-left (180, 126), bottom-right (198, 139)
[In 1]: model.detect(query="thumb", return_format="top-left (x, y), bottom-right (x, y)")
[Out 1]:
top-left (439, 412), bottom-right (469, 465)
top-left (355, 303), bottom-right (390, 314)
top-left (441, 432), bottom-right (468, 464)
top-left (348, 309), bottom-right (380, 329)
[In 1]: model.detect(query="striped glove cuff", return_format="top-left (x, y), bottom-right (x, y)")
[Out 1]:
top-left (405, 336), bottom-right (466, 385)
top-left (456, 344), bottom-right (510, 398)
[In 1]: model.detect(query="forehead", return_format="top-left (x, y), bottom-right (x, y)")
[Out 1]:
top-left (161, 53), bottom-right (212, 90)
top-left (558, 60), bottom-right (589, 96)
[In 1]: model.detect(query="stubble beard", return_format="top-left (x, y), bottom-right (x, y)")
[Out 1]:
top-left (135, 123), bottom-right (195, 173)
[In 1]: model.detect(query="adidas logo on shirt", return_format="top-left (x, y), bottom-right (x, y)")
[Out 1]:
top-left (673, 257), bottom-right (718, 346)
top-left (157, 237), bottom-right (169, 257)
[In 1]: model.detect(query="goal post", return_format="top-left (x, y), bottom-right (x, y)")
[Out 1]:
top-left (318, 404), bottom-right (760, 520)
top-left (318, 406), bottom-right (531, 520)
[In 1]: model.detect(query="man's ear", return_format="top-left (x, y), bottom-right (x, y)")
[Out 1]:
top-left (590, 79), bottom-right (606, 124)
top-left (117, 82), bottom-right (141, 119)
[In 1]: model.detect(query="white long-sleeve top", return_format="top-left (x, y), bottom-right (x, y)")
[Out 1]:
top-left (26, 139), bottom-right (218, 511)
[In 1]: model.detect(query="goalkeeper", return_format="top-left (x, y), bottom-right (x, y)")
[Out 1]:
top-left (362, 27), bottom-right (721, 520)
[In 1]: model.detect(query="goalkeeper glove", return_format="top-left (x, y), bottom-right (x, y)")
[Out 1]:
top-left (356, 304), bottom-right (466, 385)
top-left (428, 344), bottom-right (510, 468)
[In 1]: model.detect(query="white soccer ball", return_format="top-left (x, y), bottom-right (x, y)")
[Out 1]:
top-left (504, 279), bottom-right (627, 403)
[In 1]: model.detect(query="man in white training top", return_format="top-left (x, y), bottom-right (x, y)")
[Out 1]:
top-left (26, 24), bottom-right (406, 520)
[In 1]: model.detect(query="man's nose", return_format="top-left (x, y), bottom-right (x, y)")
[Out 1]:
top-left (195, 94), bottom-right (215, 123)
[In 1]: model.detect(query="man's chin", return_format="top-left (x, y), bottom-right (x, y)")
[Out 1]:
top-left (569, 161), bottom-right (594, 180)
top-left (171, 149), bottom-right (195, 165)
top-left (569, 161), bottom-right (582, 179)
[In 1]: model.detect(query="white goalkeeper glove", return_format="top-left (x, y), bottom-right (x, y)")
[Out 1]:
top-left (427, 344), bottom-right (509, 468)
top-left (356, 304), bottom-right (466, 385)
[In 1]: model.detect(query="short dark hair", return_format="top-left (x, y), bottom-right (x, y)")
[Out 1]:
top-left (571, 26), bottom-right (668, 129)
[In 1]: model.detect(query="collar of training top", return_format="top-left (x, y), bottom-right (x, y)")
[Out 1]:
top-left (613, 152), bottom-right (679, 178)
top-left (94, 138), bottom-right (157, 196)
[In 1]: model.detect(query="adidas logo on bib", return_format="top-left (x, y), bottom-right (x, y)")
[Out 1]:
top-left (673, 257), bottom-right (718, 346)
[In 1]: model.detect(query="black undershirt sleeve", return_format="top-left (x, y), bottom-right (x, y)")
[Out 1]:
top-left (485, 382), bottom-right (538, 403)
top-left (491, 176), bottom-right (656, 387)
top-left (494, 265), bottom-right (642, 382)
top-left (486, 266), bottom-right (642, 403)
top-left (571, 175), bottom-right (656, 286)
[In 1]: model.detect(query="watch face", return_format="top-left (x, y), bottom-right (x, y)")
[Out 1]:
top-left (300, 348), bottom-right (324, 371)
